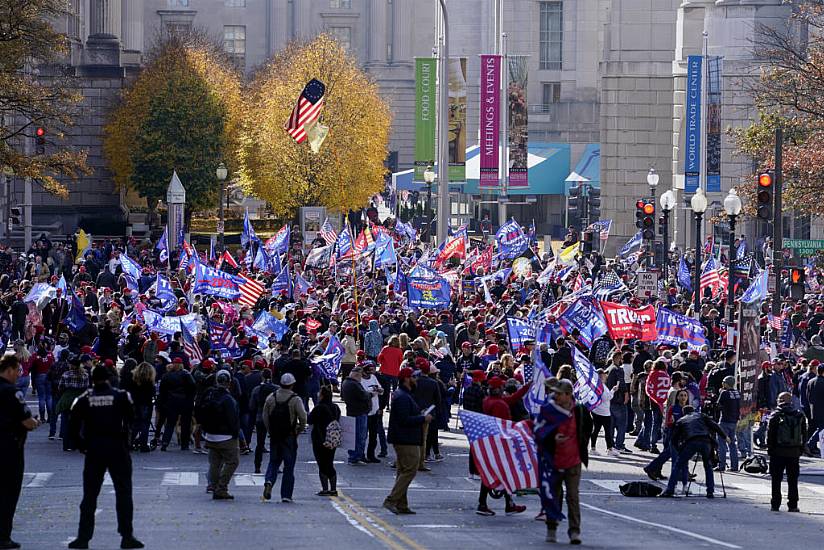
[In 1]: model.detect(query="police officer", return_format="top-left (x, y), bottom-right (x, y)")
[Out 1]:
top-left (0, 354), bottom-right (39, 550)
top-left (67, 366), bottom-right (143, 549)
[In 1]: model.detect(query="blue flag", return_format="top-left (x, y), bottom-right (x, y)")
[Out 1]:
top-left (292, 272), bottom-right (311, 299)
top-left (156, 273), bottom-right (177, 312)
top-left (656, 307), bottom-right (707, 350)
top-left (506, 317), bottom-right (536, 349)
top-left (495, 218), bottom-right (528, 259)
top-left (272, 265), bottom-right (291, 295)
top-left (741, 268), bottom-right (768, 305)
top-left (241, 209), bottom-right (257, 248)
top-left (736, 236), bottom-right (748, 260)
top-left (156, 226), bottom-right (169, 263)
top-left (571, 346), bottom-right (605, 411)
top-left (407, 276), bottom-right (451, 310)
top-left (557, 297), bottom-right (607, 347)
top-left (253, 246), bottom-right (270, 271)
top-left (678, 256), bottom-right (692, 291)
top-left (252, 311), bottom-right (289, 342)
top-left (56, 274), bottom-right (68, 296)
top-left (374, 233), bottom-right (397, 268)
top-left (618, 231), bottom-right (643, 258)
top-left (266, 224), bottom-right (290, 255)
top-left (312, 335), bottom-right (346, 380)
top-left (193, 262), bottom-right (241, 300)
top-left (65, 290), bottom-right (87, 332)
top-left (120, 253), bottom-right (142, 281)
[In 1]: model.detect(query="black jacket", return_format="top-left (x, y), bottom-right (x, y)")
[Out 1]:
top-left (70, 382), bottom-right (134, 452)
top-left (412, 375), bottom-right (441, 411)
top-left (767, 403), bottom-right (808, 458)
top-left (307, 399), bottom-right (341, 447)
top-left (341, 377), bottom-right (372, 417)
top-left (204, 387), bottom-right (240, 438)
top-left (672, 412), bottom-right (727, 449)
top-left (387, 386), bottom-right (426, 446)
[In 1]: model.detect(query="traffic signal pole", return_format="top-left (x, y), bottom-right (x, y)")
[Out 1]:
top-left (771, 127), bottom-right (783, 341)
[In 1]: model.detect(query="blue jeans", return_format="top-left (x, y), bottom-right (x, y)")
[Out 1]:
top-left (265, 436), bottom-right (298, 499)
top-left (133, 405), bottom-right (152, 449)
top-left (806, 427), bottom-right (822, 453)
top-left (717, 421), bottom-right (738, 471)
top-left (34, 374), bottom-right (55, 435)
top-left (610, 403), bottom-right (627, 450)
top-left (348, 414), bottom-right (368, 462)
top-left (637, 408), bottom-right (663, 449)
top-left (737, 423), bottom-right (752, 457)
top-left (666, 439), bottom-right (715, 495)
top-left (16, 375), bottom-right (30, 399)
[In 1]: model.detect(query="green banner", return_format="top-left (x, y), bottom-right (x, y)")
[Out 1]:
top-left (414, 58), bottom-right (436, 180)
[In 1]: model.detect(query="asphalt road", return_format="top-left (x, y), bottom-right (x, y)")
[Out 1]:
top-left (12, 399), bottom-right (824, 550)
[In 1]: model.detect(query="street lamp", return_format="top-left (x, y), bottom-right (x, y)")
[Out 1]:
top-left (216, 162), bottom-right (228, 251)
top-left (647, 168), bottom-right (659, 199)
top-left (660, 189), bottom-right (676, 280)
top-left (724, 188), bottom-right (743, 325)
top-left (423, 165), bottom-right (436, 243)
top-left (691, 188), bottom-right (708, 318)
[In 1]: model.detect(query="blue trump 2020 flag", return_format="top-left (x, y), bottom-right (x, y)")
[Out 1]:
top-left (741, 268), bottom-right (768, 305)
top-left (495, 219), bottom-right (528, 259)
top-left (312, 334), bottom-right (346, 380)
top-left (678, 256), bottom-right (692, 291)
top-left (272, 265), bottom-right (291, 295)
top-left (656, 307), bottom-right (707, 350)
top-left (571, 346), bottom-right (605, 411)
top-left (241, 209), bottom-right (257, 248)
top-left (557, 297), bottom-right (607, 347)
top-left (194, 262), bottom-right (241, 300)
top-left (506, 317), bottom-right (536, 349)
top-left (156, 273), bottom-right (177, 312)
top-left (407, 276), bottom-right (451, 310)
top-left (618, 231), bottom-right (643, 258)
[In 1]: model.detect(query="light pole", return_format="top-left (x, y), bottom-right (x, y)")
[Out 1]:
top-left (660, 189), bottom-right (675, 281)
top-left (216, 162), bottom-right (228, 251)
top-left (724, 188), bottom-right (743, 325)
top-left (423, 165), bottom-right (436, 244)
top-left (691, 188), bottom-right (708, 317)
top-left (647, 168), bottom-right (659, 267)
top-left (436, 0), bottom-right (450, 245)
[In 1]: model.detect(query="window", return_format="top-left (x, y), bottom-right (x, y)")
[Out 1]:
top-left (167, 0), bottom-right (189, 7)
top-left (224, 25), bottom-right (246, 67)
top-left (328, 26), bottom-right (352, 50)
top-left (540, 1), bottom-right (563, 70)
top-left (224, 0), bottom-right (246, 6)
top-left (542, 82), bottom-right (561, 110)
top-left (330, 0), bottom-right (352, 8)
top-left (166, 21), bottom-right (192, 36)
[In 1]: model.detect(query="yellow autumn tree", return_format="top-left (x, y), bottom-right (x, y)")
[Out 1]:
top-left (104, 30), bottom-right (244, 219)
top-left (239, 34), bottom-right (392, 217)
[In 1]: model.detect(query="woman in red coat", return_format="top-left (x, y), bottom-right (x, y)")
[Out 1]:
top-left (378, 335), bottom-right (404, 391)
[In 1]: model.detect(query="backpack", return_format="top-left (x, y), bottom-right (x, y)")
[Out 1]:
top-left (619, 481), bottom-right (663, 497)
top-left (741, 455), bottom-right (768, 474)
top-left (324, 420), bottom-right (342, 449)
top-left (775, 412), bottom-right (803, 447)
top-left (195, 388), bottom-right (222, 434)
top-left (269, 394), bottom-right (297, 440)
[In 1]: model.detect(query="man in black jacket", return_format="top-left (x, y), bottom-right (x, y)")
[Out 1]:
top-left (341, 366), bottom-right (372, 464)
top-left (767, 392), bottom-right (808, 512)
top-left (661, 406), bottom-right (729, 498)
top-left (383, 367), bottom-right (432, 515)
top-left (199, 370), bottom-right (240, 500)
top-left (412, 359), bottom-right (441, 471)
top-left (158, 358), bottom-right (196, 452)
top-left (248, 369), bottom-right (277, 474)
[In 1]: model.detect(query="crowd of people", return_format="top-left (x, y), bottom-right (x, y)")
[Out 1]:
top-left (1, 219), bottom-right (823, 548)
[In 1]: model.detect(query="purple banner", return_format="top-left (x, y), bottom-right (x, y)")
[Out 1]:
top-left (479, 54), bottom-right (500, 187)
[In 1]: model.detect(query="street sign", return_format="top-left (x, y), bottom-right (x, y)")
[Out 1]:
top-left (636, 270), bottom-right (658, 298)
top-left (783, 239), bottom-right (824, 257)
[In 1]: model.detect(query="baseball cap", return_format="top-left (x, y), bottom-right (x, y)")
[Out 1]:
top-left (216, 370), bottom-right (232, 386)
top-left (398, 367), bottom-right (414, 380)
top-left (280, 373), bottom-right (296, 386)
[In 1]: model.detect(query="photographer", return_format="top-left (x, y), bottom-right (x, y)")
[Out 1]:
top-left (715, 376), bottom-right (740, 472)
top-left (660, 405), bottom-right (729, 498)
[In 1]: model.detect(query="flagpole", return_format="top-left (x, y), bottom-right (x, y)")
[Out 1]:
top-left (351, 223), bottom-right (360, 343)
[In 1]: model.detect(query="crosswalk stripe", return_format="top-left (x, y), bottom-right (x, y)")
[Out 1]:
top-left (233, 474), bottom-right (266, 486)
top-left (23, 473), bottom-right (53, 488)
top-left (161, 472), bottom-right (199, 486)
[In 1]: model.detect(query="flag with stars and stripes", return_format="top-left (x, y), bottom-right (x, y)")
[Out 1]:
top-left (593, 271), bottom-right (628, 301)
top-left (237, 274), bottom-right (266, 308)
top-left (319, 218), bottom-right (338, 245)
top-left (458, 410), bottom-right (539, 494)
top-left (285, 78), bottom-right (326, 143)
top-left (181, 322), bottom-right (203, 365)
top-left (700, 256), bottom-right (722, 296)
top-left (208, 318), bottom-right (239, 357)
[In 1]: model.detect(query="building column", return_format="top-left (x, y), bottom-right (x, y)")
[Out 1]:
top-left (366, 0), bottom-right (388, 66)
top-left (121, 0), bottom-right (143, 53)
top-left (89, 0), bottom-right (121, 38)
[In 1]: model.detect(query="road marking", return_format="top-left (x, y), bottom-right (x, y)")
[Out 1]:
top-left (580, 503), bottom-right (742, 549)
top-left (405, 524), bottom-right (459, 528)
top-left (23, 473), bottom-right (53, 488)
top-left (337, 491), bottom-right (428, 550)
top-left (330, 500), bottom-right (375, 539)
top-left (161, 472), bottom-right (199, 486)
top-left (233, 474), bottom-right (266, 486)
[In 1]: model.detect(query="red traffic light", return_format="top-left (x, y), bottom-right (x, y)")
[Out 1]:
top-left (642, 203), bottom-right (655, 215)
top-left (35, 127), bottom-right (45, 137)
top-left (636, 200), bottom-right (645, 209)
top-left (758, 173), bottom-right (772, 187)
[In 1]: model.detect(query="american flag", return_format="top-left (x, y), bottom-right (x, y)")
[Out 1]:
top-left (700, 256), bottom-right (722, 296)
top-left (587, 219), bottom-right (612, 241)
top-left (208, 318), bottom-right (237, 350)
top-left (458, 410), bottom-right (539, 493)
top-left (285, 79), bottom-right (326, 143)
top-left (594, 271), bottom-right (628, 301)
top-left (319, 218), bottom-right (337, 245)
top-left (767, 313), bottom-right (784, 331)
top-left (237, 274), bottom-right (266, 308)
top-left (181, 322), bottom-right (203, 365)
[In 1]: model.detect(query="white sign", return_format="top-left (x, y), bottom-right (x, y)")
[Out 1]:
top-left (339, 415), bottom-right (356, 452)
top-left (636, 271), bottom-right (658, 298)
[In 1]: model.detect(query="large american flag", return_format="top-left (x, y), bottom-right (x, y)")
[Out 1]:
top-left (319, 218), bottom-right (337, 245)
top-left (208, 318), bottom-right (237, 350)
top-left (237, 274), bottom-right (266, 308)
top-left (458, 410), bottom-right (539, 494)
top-left (700, 256), bottom-right (722, 296)
top-left (181, 322), bottom-right (203, 365)
top-left (285, 79), bottom-right (326, 143)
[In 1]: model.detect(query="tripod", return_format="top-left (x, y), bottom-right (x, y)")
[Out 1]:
top-left (684, 453), bottom-right (727, 498)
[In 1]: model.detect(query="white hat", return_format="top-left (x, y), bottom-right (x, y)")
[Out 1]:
top-left (280, 373), bottom-right (296, 386)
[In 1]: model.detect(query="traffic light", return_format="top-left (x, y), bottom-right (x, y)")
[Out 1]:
top-left (35, 127), bottom-right (46, 155)
top-left (757, 171), bottom-right (773, 220)
top-left (636, 199), bottom-right (655, 240)
top-left (10, 207), bottom-right (22, 227)
top-left (568, 185), bottom-right (582, 230)
top-left (582, 230), bottom-right (594, 254)
top-left (588, 187), bottom-right (601, 221)
top-left (789, 266), bottom-right (806, 300)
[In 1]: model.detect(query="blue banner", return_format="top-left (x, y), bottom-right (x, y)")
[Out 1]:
top-left (252, 311), bottom-right (289, 342)
top-left (571, 346), bottom-right (605, 411)
top-left (557, 297), bottom-right (607, 347)
top-left (120, 253), bottom-right (142, 281)
top-left (374, 232), bottom-right (397, 268)
top-left (619, 231), bottom-right (643, 258)
top-left (242, 209), bottom-right (257, 248)
top-left (678, 256), bottom-right (692, 291)
top-left (495, 219), bottom-right (528, 260)
top-left (655, 307), bottom-right (707, 350)
top-left (312, 335), bottom-right (346, 380)
top-left (407, 276), bottom-right (451, 310)
top-left (193, 262), bottom-right (241, 300)
top-left (272, 265), bottom-right (291, 295)
top-left (684, 55), bottom-right (703, 193)
top-left (266, 224), bottom-right (290, 255)
top-left (741, 268), bottom-right (768, 305)
top-left (507, 317), bottom-right (536, 349)
top-left (65, 290), bottom-right (86, 332)
top-left (142, 311), bottom-right (200, 336)
top-left (156, 273), bottom-right (177, 312)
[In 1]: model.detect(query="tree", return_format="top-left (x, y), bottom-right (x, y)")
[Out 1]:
top-left (239, 34), bottom-right (392, 218)
top-left (0, 0), bottom-right (89, 197)
top-left (104, 31), bottom-right (243, 220)
top-left (731, 3), bottom-right (824, 216)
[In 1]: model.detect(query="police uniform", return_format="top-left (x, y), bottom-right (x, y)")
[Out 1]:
top-left (69, 381), bottom-right (136, 544)
top-left (0, 377), bottom-right (32, 546)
